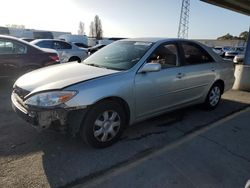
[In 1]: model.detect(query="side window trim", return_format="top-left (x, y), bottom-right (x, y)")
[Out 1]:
top-left (176, 42), bottom-right (186, 66)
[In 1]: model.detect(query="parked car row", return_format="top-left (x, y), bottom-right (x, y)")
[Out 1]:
top-left (11, 38), bottom-right (235, 148)
top-left (224, 46), bottom-right (245, 60)
top-left (0, 35), bottom-right (110, 79)
top-left (0, 35), bottom-right (60, 78)
top-left (212, 46), bottom-right (246, 62)
top-left (31, 39), bottom-right (88, 63)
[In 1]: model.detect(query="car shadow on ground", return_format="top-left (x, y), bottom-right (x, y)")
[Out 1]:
top-left (42, 99), bottom-right (250, 188)
top-left (1, 80), bottom-right (249, 187)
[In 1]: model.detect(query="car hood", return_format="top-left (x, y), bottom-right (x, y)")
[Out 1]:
top-left (15, 62), bottom-right (120, 94)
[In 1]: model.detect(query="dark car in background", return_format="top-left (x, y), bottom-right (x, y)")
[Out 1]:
top-left (72, 42), bottom-right (89, 48)
top-left (0, 35), bottom-right (60, 78)
top-left (20, 38), bottom-right (35, 42)
top-left (88, 44), bottom-right (106, 55)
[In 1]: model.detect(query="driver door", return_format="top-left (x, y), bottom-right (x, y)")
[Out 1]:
top-left (135, 43), bottom-right (185, 119)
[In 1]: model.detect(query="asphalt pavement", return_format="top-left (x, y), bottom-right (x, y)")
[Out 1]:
top-left (1, 79), bottom-right (250, 188)
top-left (80, 106), bottom-right (250, 188)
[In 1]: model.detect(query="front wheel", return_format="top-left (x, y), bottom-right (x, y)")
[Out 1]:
top-left (80, 100), bottom-right (126, 148)
top-left (204, 83), bottom-right (222, 110)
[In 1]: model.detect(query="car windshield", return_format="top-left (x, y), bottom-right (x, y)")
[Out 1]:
top-left (83, 41), bottom-right (153, 70)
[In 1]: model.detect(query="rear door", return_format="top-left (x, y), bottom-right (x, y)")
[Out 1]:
top-left (176, 42), bottom-right (217, 103)
top-left (53, 41), bottom-right (72, 63)
top-left (0, 39), bottom-right (27, 77)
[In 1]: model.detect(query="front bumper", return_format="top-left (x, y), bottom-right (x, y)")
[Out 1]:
top-left (11, 92), bottom-right (87, 136)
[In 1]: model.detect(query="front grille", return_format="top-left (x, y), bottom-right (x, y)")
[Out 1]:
top-left (13, 86), bottom-right (30, 100)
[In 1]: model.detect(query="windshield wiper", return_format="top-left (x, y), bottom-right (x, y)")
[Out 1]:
top-left (86, 63), bottom-right (125, 71)
top-left (86, 63), bottom-right (107, 69)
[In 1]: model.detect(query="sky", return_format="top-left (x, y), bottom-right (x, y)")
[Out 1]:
top-left (0, 0), bottom-right (249, 39)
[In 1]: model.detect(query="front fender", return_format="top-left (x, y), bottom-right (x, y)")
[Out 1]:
top-left (64, 72), bottom-right (136, 124)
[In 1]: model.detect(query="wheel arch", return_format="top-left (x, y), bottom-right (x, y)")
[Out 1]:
top-left (69, 56), bottom-right (81, 62)
top-left (92, 96), bottom-right (131, 126)
top-left (213, 79), bottom-right (225, 93)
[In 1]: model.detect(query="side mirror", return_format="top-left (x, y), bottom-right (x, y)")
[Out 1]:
top-left (138, 63), bottom-right (161, 73)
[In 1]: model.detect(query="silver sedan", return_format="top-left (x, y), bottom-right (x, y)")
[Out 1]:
top-left (12, 38), bottom-right (235, 148)
top-left (31, 39), bottom-right (88, 63)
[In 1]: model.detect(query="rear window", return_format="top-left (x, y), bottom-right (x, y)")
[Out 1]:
top-left (74, 43), bottom-right (88, 48)
top-left (0, 39), bottom-right (27, 54)
top-left (181, 43), bottom-right (214, 65)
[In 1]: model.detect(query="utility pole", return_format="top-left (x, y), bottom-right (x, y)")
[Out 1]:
top-left (178, 0), bottom-right (190, 39)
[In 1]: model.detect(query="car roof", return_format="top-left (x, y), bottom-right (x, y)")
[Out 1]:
top-left (0, 34), bottom-right (18, 39)
top-left (0, 34), bottom-right (30, 42)
top-left (0, 35), bottom-right (48, 52)
top-left (31, 39), bottom-right (66, 43)
top-left (120, 37), bottom-right (198, 43)
top-left (0, 34), bottom-right (34, 45)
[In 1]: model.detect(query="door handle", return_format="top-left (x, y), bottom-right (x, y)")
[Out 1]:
top-left (176, 72), bottom-right (185, 79)
top-left (211, 67), bottom-right (215, 72)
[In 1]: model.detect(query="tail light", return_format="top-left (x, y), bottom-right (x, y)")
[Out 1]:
top-left (49, 55), bottom-right (60, 62)
top-left (45, 55), bottom-right (60, 66)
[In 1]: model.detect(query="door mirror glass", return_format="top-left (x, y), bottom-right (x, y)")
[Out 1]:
top-left (138, 63), bottom-right (161, 73)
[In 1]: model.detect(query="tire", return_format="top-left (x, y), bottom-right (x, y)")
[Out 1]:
top-left (204, 83), bottom-right (222, 110)
top-left (80, 100), bottom-right (126, 148)
top-left (68, 57), bottom-right (81, 63)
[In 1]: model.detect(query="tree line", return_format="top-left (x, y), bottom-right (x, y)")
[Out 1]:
top-left (78, 15), bottom-right (103, 39)
top-left (217, 31), bottom-right (249, 41)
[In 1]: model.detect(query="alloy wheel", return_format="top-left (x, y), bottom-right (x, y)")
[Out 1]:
top-left (209, 86), bottom-right (221, 106)
top-left (93, 110), bottom-right (121, 142)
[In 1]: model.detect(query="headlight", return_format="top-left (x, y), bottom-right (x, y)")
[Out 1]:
top-left (24, 91), bottom-right (77, 107)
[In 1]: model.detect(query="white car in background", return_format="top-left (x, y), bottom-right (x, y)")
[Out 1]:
top-left (233, 53), bottom-right (245, 64)
top-left (212, 47), bottom-right (224, 56)
top-left (31, 39), bottom-right (88, 63)
top-left (224, 46), bottom-right (245, 60)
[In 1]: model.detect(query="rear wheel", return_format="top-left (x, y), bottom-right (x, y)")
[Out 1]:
top-left (68, 57), bottom-right (81, 63)
top-left (204, 83), bottom-right (222, 110)
top-left (80, 100), bottom-right (126, 148)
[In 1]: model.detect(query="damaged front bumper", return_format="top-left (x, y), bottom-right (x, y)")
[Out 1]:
top-left (11, 92), bottom-right (87, 136)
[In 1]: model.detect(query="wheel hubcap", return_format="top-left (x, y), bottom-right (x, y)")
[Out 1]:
top-left (209, 86), bottom-right (221, 106)
top-left (93, 110), bottom-right (121, 142)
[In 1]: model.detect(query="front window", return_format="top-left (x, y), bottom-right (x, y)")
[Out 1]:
top-left (83, 41), bottom-right (153, 70)
top-left (147, 43), bottom-right (178, 69)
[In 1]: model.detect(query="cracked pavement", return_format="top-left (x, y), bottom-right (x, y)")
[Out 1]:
top-left (87, 107), bottom-right (250, 188)
top-left (1, 80), bottom-right (250, 188)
